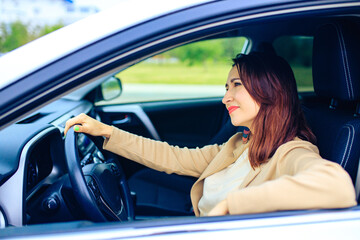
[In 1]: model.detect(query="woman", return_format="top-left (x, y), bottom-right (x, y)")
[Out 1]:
top-left (64, 52), bottom-right (356, 216)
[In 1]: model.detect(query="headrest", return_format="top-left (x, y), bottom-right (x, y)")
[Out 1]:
top-left (313, 21), bottom-right (360, 101)
top-left (255, 42), bottom-right (277, 56)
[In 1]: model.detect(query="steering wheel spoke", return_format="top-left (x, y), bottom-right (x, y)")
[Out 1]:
top-left (98, 195), bottom-right (125, 221)
top-left (85, 176), bottom-right (101, 203)
top-left (86, 176), bottom-right (126, 221)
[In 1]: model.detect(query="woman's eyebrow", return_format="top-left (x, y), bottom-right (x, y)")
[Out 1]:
top-left (230, 78), bottom-right (241, 83)
top-left (225, 78), bottom-right (241, 88)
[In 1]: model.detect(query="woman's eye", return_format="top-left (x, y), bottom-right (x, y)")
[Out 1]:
top-left (234, 82), bottom-right (242, 86)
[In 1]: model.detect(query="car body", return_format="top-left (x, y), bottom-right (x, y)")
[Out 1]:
top-left (1, 0), bottom-right (360, 239)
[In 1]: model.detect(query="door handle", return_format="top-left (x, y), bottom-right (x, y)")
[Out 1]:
top-left (112, 115), bottom-right (131, 125)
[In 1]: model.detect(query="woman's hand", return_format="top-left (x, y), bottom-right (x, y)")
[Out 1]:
top-left (64, 113), bottom-right (112, 138)
top-left (208, 199), bottom-right (229, 216)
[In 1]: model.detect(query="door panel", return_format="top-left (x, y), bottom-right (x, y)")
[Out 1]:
top-left (97, 97), bottom-right (227, 147)
top-left (142, 98), bottom-right (226, 148)
top-left (98, 104), bottom-right (161, 140)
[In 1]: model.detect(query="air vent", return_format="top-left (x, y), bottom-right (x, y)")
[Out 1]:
top-left (17, 113), bottom-right (49, 124)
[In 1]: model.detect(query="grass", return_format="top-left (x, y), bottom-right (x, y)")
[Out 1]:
top-left (117, 62), bottom-right (231, 85)
top-left (117, 62), bottom-right (313, 89)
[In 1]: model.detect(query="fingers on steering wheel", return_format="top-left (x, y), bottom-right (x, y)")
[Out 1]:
top-left (64, 114), bottom-right (86, 136)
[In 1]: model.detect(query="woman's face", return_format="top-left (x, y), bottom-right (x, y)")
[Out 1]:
top-left (222, 66), bottom-right (260, 129)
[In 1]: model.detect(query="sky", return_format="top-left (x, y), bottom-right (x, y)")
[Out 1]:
top-left (0, 0), bottom-right (125, 26)
top-left (75, 0), bottom-right (122, 11)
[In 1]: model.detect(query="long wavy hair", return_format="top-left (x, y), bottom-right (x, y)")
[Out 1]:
top-left (233, 52), bottom-right (316, 168)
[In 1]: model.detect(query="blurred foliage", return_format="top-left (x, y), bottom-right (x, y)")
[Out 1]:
top-left (273, 36), bottom-right (313, 88)
top-left (0, 21), bottom-right (64, 53)
top-left (36, 23), bottom-right (64, 36)
top-left (160, 37), bottom-right (246, 66)
top-left (274, 36), bottom-right (313, 67)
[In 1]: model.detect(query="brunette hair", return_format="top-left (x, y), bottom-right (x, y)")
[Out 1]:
top-left (233, 52), bottom-right (316, 168)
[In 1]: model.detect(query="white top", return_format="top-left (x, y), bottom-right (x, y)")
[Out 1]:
top-left (198, 148), bottom-right (251, 216)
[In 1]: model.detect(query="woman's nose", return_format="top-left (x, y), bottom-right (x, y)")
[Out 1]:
top-left (222, 90), bottom-right (233, 104)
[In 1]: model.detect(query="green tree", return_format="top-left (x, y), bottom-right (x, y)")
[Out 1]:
top-left (172, 40), bottom-right (223, 66)
top-left (0, 21), bottom-right (64, 53)
top-left (220, 37), bottom-right (246, 60)
top-left (162, 37), bottom-right (246, 66)
top-left (0, 21), bottom-right (31, 52)
top-left (37, 23), bottom-right (64, 36)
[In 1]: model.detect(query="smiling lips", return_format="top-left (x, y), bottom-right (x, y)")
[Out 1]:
top-left (228, 106), bottom-right (239, 114)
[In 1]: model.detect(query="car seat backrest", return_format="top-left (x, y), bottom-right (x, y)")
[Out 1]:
top-left (302, 20), bottom-right (360, 195)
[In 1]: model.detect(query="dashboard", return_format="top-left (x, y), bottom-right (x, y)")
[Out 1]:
top-left (26, 131), bottom-right (59, 195)
top-left (0, 98), bottom-right (94, 226)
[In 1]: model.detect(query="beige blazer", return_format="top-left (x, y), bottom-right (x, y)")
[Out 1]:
top-left (103, 127), bottom-right (356, 216)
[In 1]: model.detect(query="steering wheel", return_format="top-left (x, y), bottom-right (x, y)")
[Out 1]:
top-left (64, 127), bottom-right (134, 222)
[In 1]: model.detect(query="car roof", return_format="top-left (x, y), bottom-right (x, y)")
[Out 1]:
top-left (0, 0), bottom-right (211, 90)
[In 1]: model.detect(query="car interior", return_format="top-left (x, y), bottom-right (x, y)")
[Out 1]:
top-left (112, 18), bottom-right (360, 218)
top-left (1, 2), bottom-right (360, 231)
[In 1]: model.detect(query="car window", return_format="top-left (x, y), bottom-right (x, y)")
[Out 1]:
top-left (96, 37), bottom-right (248, 105)
top-left (273, 36), bottom-right (313, 92)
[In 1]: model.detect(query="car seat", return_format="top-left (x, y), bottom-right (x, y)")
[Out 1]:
top-left (302, 20), bottom-right (360, 199)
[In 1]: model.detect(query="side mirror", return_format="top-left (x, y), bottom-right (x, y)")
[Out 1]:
top-left (100, 76), bottom-right (122, 101)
